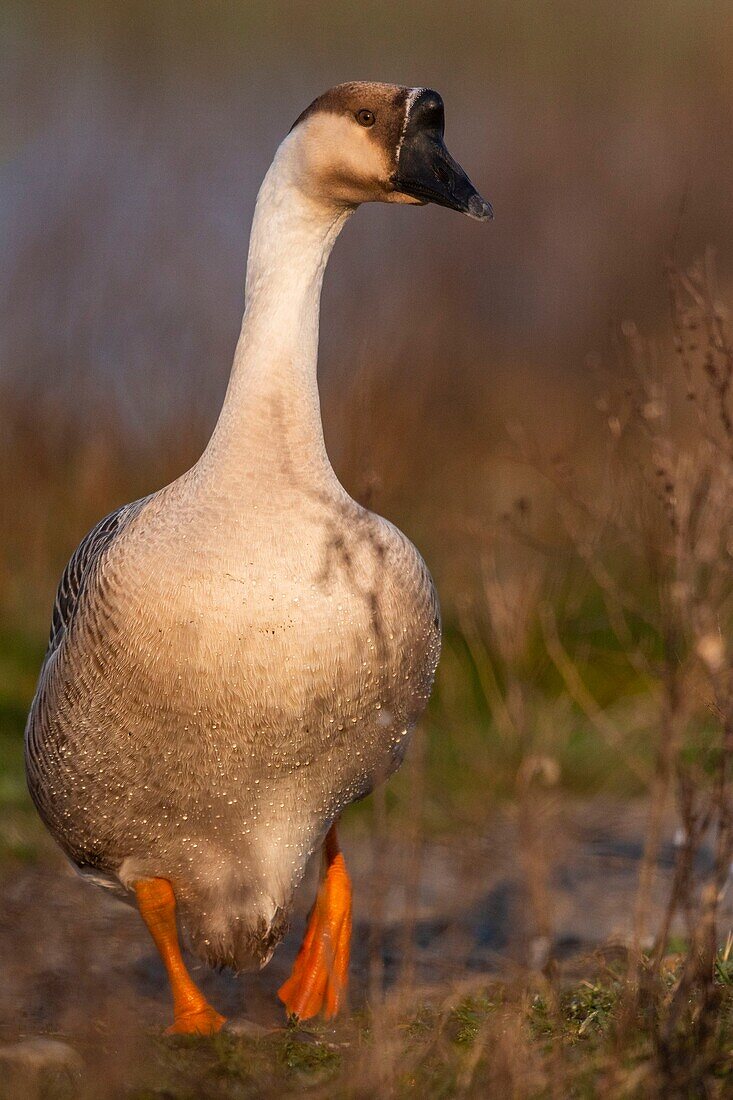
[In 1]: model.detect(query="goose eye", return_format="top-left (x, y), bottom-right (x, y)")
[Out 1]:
top-left (355, 109), bottom-right (375, 127)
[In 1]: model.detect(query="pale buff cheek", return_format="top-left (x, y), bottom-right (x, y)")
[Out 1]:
top-left (297, 115), bottom-right (395, 203)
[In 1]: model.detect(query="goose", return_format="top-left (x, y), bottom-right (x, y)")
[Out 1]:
top-left (25, 81), bottom-right (492, 1035)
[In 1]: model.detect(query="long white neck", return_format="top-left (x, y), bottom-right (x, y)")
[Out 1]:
top-left (196, 135), bottom-right (352, 496)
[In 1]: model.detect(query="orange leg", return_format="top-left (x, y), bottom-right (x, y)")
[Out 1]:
top-left (135, 877), bottom-right (225, 1035)
top-left (278, 824), bottom-right (352, 1021)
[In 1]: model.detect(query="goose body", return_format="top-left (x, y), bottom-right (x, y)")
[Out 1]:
top-left (28, 470), bottom-right (438, 968)
top-left (25, 82), bottom-right (490, 1026)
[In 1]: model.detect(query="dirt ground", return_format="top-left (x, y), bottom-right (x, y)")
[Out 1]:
top-left (2, 797), bottom-right (727, 1047)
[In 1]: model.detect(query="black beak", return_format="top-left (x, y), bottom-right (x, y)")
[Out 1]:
top-left (393, 90), bottom-right (493, 222)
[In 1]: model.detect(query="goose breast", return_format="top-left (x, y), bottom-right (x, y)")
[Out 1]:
top-left (27, 479), bottom-right (440, 907)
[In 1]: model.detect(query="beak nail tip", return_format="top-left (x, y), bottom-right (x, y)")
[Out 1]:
top-left (467, 195), bottom-right (494, 222)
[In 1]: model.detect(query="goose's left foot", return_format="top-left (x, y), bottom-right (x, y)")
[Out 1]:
top-left (166, 1004), bottom-right (226, 1036)
top-left (135, 877), bottom-right (226, 1036)
top-left (278, 824), bottom-right (352, 1021)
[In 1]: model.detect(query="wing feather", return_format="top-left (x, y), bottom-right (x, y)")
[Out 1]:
top-left (47, 500), bottom-right (142, 656)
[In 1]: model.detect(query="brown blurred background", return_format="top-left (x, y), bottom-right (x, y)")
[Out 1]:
top-left (3, 5), bottom-right (733, 1094)
top-left (3, 0), bottom-right (733, 629)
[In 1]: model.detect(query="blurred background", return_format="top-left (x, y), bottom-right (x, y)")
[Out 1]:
top-left (3, 0), bottom-right (733, 629)
top-left (3, 3), bottom-right (733, 1094)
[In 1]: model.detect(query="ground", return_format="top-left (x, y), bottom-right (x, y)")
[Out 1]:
top-left (2, 799), bottom-right (732, 1098)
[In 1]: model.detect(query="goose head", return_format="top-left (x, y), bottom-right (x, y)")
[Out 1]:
top-left (286, 81), bottom-right (493, 221)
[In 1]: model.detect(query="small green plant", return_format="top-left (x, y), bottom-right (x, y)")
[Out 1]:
top-left (562, 979), bottom-right (619, 1038)
top-left (448, 994), bottom-right (497, 1046)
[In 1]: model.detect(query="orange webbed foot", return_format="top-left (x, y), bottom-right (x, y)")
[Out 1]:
top-left (134, 877), bottom-right (226, 1036)
top-left (278, 827), bottom-right (352, 1021)
top-left (166, 1004), bottom-right (226, 1036)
